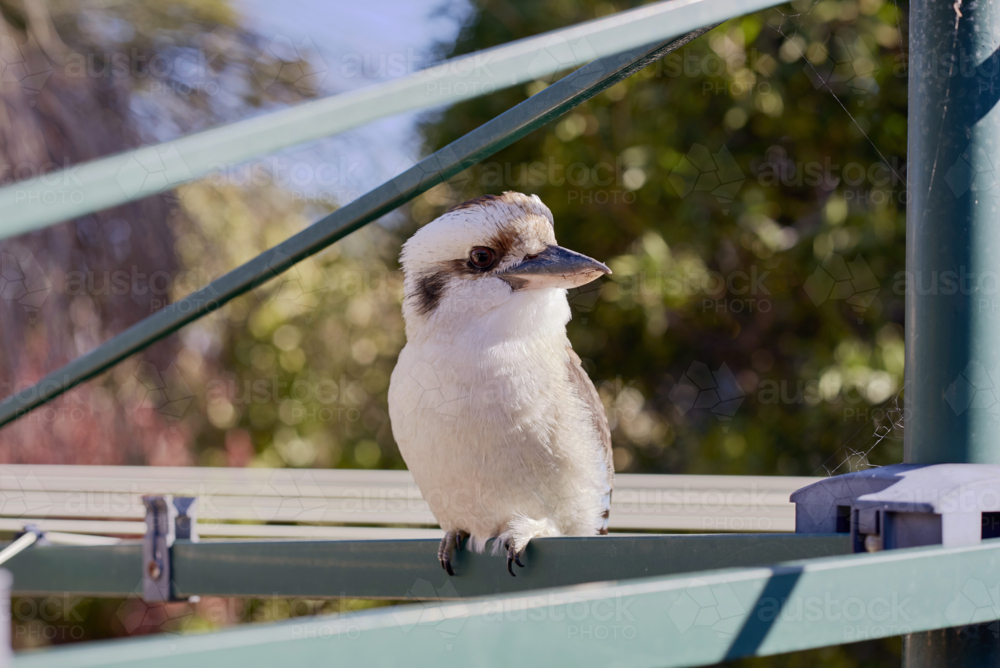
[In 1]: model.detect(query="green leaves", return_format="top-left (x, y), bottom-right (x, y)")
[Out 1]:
top-left (420, 0), bottom-right (908, 478)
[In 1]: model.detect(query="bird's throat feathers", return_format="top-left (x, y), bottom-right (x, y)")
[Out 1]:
top-left (404, 280), bottom-right (572, 347)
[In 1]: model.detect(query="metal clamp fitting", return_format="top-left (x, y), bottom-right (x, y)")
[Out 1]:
top-left (142, 495), bottom-right (198, 601)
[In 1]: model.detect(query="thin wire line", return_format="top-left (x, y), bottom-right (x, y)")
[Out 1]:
top-left (768, 5), bottom-right (908, 187)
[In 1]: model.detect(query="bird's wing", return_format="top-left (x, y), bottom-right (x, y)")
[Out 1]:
top-left (566, 346), bottom-right (614, 534)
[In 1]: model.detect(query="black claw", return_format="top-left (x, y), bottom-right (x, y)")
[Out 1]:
top-left (505, 541), bottom-right (525, 577)
top-left (438, 530), bottom-right (468, 577)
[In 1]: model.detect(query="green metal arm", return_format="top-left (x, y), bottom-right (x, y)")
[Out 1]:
top-left (14, 538), bottom-right (1000, 668)
top-left (0, 0), bottom-right (783, 241)
top-left (2, 534), bottom-right (849, 599)
top-left (0, 25), bottom-right (718, 429)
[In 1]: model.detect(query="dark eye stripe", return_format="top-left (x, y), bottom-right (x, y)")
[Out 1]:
top-left (411, 272), bottom-right (447, 315)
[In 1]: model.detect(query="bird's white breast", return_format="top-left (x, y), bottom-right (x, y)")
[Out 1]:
top-left (388, 288), bottom-right (608, 551)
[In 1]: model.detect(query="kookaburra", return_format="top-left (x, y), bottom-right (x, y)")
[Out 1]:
top-left (388, 191), bottom-right (613, 576)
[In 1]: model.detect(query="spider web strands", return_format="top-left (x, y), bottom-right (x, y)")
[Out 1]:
top-left (0, 0), bottom-right (786, 241)
top-left (813, 388), bottom-right (905, 478)
top-left (16, 539), bottom-right (1000, 668)
top-left (0, 25), bottom-right (726, 429)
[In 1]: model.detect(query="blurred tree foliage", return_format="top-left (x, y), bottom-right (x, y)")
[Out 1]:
top-left (419, 0), bottom-right (908, 481)
top-left (173, 182), bottom-right (405, 470)
top-left (3, 0), bottom-right (915, 663)
top-left (0, 0), bottom-right (319, 463)
top-left (177, 0), bottom-right (911, 486)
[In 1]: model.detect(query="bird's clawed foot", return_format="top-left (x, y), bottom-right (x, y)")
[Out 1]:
top-left (438, 530), bottom-right (469, 576)
top-left (505, 540), bottom-right (525, 577)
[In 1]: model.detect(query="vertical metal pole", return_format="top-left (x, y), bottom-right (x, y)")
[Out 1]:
top-left (0, 569), bottom-right (10, 668)
top-left (905, 0), bottom-right (1000, 662)
top-left (906, 0), bottom-right (1000, 463)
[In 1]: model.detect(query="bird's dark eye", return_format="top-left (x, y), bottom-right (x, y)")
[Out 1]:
top-left (469, 247), bottom-right (495, 269)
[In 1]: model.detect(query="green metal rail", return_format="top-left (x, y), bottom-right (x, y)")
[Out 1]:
top-left (0, 0), bottom-right (783, 241)
top-left (15, 539), bottom-right (1000, 668)
top-left (2, 534), bottom-right (850, 599)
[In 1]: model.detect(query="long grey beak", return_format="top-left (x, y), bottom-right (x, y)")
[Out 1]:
top-left (500, 245), bottom-right (611, 291)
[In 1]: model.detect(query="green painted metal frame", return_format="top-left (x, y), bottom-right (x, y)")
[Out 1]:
top-left (902, 0), bottom-right (1000, 662)
top-left (0, 0), bottom-right (784, 240)
top-left (0, 24), bottom-right (717, 429)
top-left (905, 0), bottom-right (1000, 469)
top-left (15, 538), bottom-right (1000, 668)
top-left (2, 534), bottom-right (850, 599)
